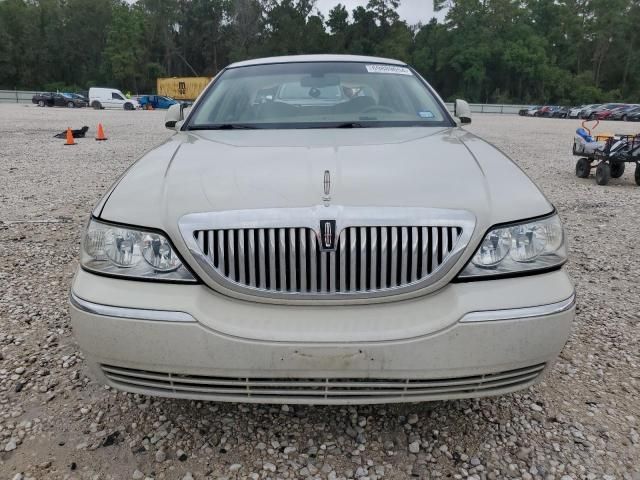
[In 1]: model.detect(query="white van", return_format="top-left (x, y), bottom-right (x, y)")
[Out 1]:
top-left (89, 87), bottom-right (138, 110)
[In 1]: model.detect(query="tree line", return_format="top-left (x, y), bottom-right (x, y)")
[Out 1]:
top-left (0, 0), bottom-right (639, 104)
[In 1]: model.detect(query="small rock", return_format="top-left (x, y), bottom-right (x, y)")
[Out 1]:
top-left (229, 464), bottom-right (242, 472)
top-left (408, 441), bottom-right (420, 453)
top-left (5, 438), bottom-right (17, 451)
top-left (155, 449), bottom-right (166, 462)
top-left (407, 413), bottom-right (419, 425)
top-left (176, 449), bottom-right (188, 461)
top-left (132, 470), bottom-right (144, 480)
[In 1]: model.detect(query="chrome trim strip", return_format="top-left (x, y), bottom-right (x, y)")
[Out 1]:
top-left (460, 293), bottom-right (575, 323)
top-left (69, 293), bottom-right (196, 323)
top-left (178, 206), bottom-right (476, 301)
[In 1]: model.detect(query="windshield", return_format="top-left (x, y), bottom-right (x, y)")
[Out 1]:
top-left (187, 62), bottom-right (451, 129)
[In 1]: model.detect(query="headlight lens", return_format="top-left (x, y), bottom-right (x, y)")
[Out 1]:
top-left (81, 219), bottom-right (196, 282)
top-left (459, 214), bottom-right (566, 279)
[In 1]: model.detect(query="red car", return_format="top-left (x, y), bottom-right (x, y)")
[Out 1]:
top-left (595, 104), bottom-right (628, 120)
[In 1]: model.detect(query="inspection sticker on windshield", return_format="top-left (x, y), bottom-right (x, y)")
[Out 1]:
top-left (365, 64), bottom-right (413, 75)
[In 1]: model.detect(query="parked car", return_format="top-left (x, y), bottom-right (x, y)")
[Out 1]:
top-left (568, 105), bottom-right (586, 118)
top-left (595, 104), bottom-right (630, 121)
top-left (89, 87), bottom-right (138, 110)
top-left (577, 104), bottom-right (603, 119)
top-left (582, 103), bottom-right (623, 119)
top-left (524, 106), bottom-right (541, 116)
top-left (552, 106), bottom-right (570, 118)
top-left (609, 105), bottom-right (640, 121)
top-left (534, 105), bottom-right (553, 117)
top-left (627, 108), bottom-right (640, 122)
top-left (70, 55), bottom-right (574, 405)
top-left (66, 92), bottom-right (89, 104)
top-left (32, 92), bottom-right (87, 108)
top-left (138, 95), bottom-right (178, 110)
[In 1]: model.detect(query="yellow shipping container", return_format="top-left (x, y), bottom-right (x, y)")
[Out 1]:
top-left (157, 77), bottom-right (212, 101)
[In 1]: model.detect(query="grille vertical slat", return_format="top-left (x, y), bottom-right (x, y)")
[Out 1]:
top-left (328, 252), bottom-right (336, 293)
top-left (195, 224), bottom-right (462, 296)
top-left (390, 228), bottom-right (398, 288)
top-left (299, 228), bottom-right (307, 292)
top-left (380, 227), bottom-right (388, 289)
top-left (217, 231), bottom-right (226, 276)
top-left (258, 229), bottom-right (267, 289)
top-left (309, 230), bottom-right (317, 292)
top-left (237, 230), bottom-right (245, 284)
top-left (370, 227), bottom-right (378, 290)
top-left (278, 229), bottom-right (287, 291)
top-left (349, 228), bottom-right (357, 291)
top-left (268, 229), bottom-right (276, 289)
top-left (247, 229), bottom-right (256, 287)
top-left (410, 227), bottom-right (419, 283)
top-left (339, 233), bottom-right (347, 293)
top-left (288, 228), bottom-right (297, 291)
top-left (359, 227), bottom-right (367, 291)
top-left (400, 227), bottom-right (409, 284)
top-left (441, 226), bottom-right (449, 260)
top-left (431, 227), bottom-right (439, 273)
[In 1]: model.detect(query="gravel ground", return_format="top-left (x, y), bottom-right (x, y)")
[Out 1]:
top-left (0, 104), bottom-right (639, 480)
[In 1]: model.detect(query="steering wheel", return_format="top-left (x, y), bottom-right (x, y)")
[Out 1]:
top-left (361, 105), bottom-right (395, 114)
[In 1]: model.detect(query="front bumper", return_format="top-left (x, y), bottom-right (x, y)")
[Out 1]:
top-left (70, 269), bottom-right (575, 404)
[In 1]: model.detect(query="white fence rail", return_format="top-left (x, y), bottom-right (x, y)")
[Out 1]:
top-left (444, 102), bottom-right (527, 114)
top-left (1, 89), bottom-right (528, 114)
top-left (0, 89), bottom-right (38, 104)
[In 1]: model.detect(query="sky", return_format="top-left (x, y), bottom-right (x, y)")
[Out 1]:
top-left (313, 0), bottom-right (446, 25)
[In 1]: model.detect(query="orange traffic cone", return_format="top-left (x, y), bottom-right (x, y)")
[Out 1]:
top-left (64, 127), bottom-right (76, 146)
top-left (96, 123), bottom-right (107, 141)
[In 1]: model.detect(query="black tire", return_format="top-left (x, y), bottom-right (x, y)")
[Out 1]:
top-left (124, 102), bottom-right (134, 111)
top-left (91, 101), bottom-right (101, 110)
top-left (576, 158), bottom-right (591, 178)
top-left (589, 113), bottom-right (596, 120)
top-left (67, 101), bottom-right (75, 108)
top-left (610, 162), bottom-right (625, 178)
top-left (37, 99), bottom-right (45, 107)
top-left (622, 115), bottom-right (628, 122)
top-left (635, 164), bottom-right (640, 186)
top-left (595, 162), bottom-right (611, 185)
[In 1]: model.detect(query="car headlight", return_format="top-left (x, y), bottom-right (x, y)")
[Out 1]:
top-left (458, 214), bottom-right (567, 279)
top-left (81, 219), bottom-right (196, 282)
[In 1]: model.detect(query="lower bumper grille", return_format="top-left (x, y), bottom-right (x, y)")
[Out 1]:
top-left (101, 363), bottom-right (546, 403)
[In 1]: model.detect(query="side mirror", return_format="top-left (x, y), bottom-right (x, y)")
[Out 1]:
top-left (165, 103), bottom-right (182, 129)
top-left (454, 99), bottom-right (472, 125)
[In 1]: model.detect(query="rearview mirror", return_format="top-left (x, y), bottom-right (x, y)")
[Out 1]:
top-left (165, 103), bottom-right (182, 129)
top-left (300, 74), bottom-right (340, 88)
top-left (454, 99), bottom-right (472, 125)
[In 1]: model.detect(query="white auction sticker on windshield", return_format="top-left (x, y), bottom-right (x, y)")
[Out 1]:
top-left (365, 64), bottom-right (413, 75)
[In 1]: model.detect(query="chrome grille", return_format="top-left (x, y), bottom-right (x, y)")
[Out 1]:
top-left (194, 226), bottom-right (462, 294)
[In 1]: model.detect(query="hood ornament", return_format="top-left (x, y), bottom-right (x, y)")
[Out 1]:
top-left (323, 170), bottom-right (331, 206)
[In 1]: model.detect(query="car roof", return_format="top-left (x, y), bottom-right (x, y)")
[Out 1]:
top-left (228, 54), bottom-right (406, 69)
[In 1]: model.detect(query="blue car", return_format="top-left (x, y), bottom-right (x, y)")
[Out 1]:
top-left (138, 95), bottom-right (178, 109)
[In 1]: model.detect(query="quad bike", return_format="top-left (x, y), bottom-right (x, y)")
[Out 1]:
top-left (572, 120), bottom-right (640, 186)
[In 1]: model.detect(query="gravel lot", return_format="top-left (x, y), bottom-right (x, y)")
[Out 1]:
top-left (0, 104), bottom-right (639, 480)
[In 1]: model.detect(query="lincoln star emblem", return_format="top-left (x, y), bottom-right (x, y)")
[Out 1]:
top-left (323, 170), bottom-right (331, 205)
top-left (319, 220), bottom-right (337, 251)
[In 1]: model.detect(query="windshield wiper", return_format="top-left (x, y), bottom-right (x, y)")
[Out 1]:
top-left (335, 122), bottom-right (372, 128)
top-left (188, 124), bottom-right (258, 130)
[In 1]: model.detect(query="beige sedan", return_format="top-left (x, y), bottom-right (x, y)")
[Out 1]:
top-left (70, 55), bottom-right (574, 404)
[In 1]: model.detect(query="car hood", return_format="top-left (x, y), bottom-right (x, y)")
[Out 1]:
top-left (98, 127), bottom-right (552, 247)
